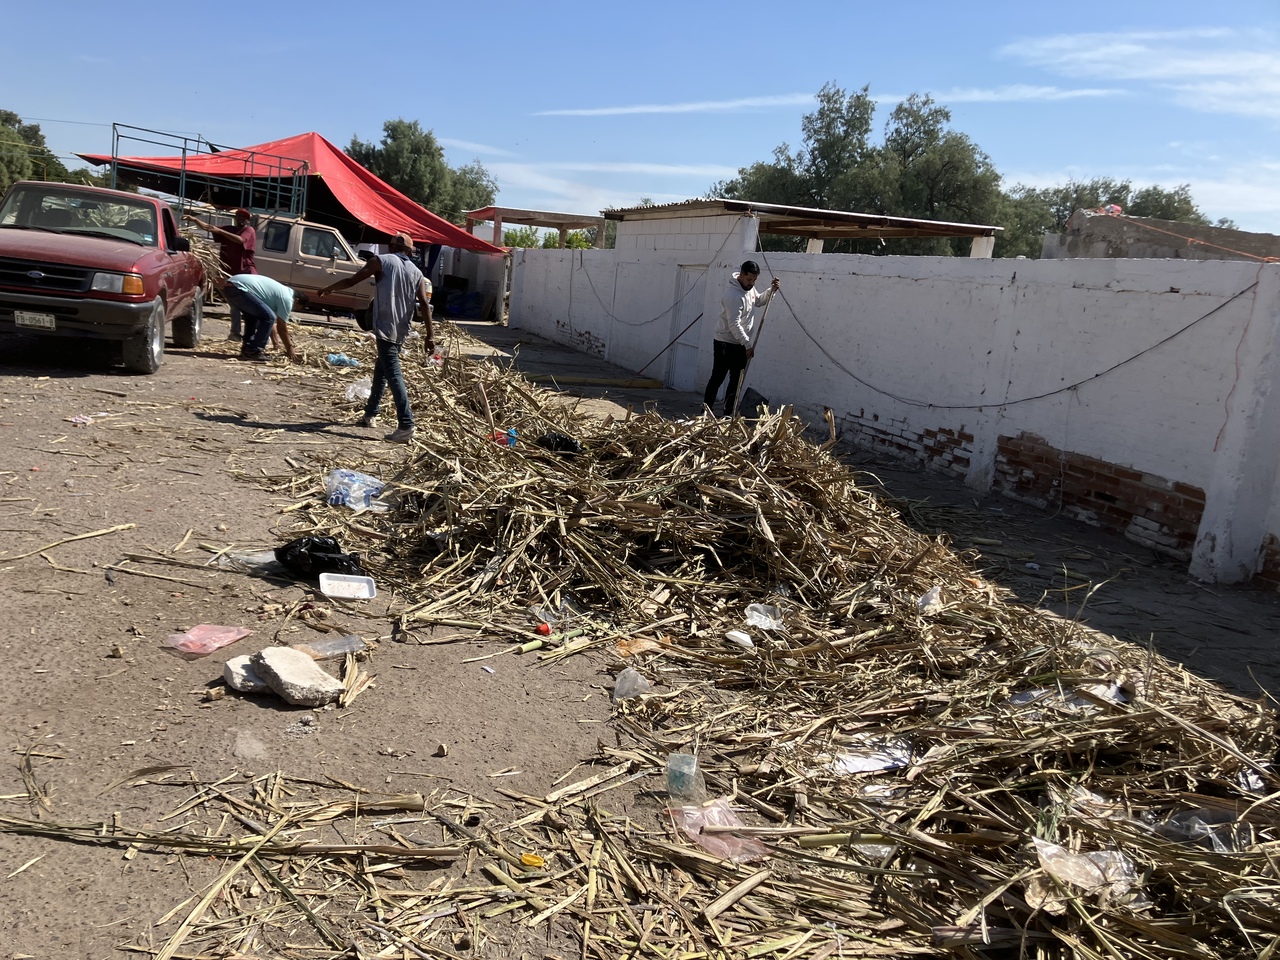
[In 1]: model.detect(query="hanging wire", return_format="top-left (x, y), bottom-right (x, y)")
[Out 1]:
top-left (754, 244), bottom-right (1262, 410)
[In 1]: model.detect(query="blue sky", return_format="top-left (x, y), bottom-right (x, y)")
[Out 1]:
top-left (5, 1), bottom-right (1278, 231)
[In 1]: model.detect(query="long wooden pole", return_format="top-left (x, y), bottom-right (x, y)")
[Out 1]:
top-left (730, 290), bottom-right (775, 417)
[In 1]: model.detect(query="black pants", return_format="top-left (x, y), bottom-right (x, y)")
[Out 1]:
top-left (704, 339), bottom-right (748, 415)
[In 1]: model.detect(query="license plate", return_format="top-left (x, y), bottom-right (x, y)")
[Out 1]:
top-left (14, 310), bottom-right (56, 330)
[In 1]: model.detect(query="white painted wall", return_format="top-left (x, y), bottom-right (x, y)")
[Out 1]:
top-left (508, 220), bottom-right (1280, 584)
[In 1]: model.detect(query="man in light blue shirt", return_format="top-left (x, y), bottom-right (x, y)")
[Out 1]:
top-left (319, 231), bottom-right (433, 443)
top-left (222, 273), bottom-right (301, 362)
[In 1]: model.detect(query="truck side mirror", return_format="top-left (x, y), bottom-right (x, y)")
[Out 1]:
top-left (172, 236), bottom-right (191, 253)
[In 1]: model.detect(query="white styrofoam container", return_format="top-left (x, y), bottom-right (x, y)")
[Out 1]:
top-left (318, 573), bottom-right (377, 599)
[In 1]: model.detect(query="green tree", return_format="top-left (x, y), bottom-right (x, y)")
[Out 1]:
top-left (996, 178), bottom-right (1216, 257)
top-left (0, 124), bottom-right (33, 194)
top-left (710, 83), bottom-right (999, 255)
top-left (540, 229), bottom-right (591, 249)
top-left (503, 225), bottom-right (543, 247)
top-left (0, 111), bottom-right (69, 182)
top-left (348, 119), bottom-right (496, 225)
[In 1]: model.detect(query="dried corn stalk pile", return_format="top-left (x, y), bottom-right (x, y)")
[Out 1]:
top-left (256, 338), bottom-right (1280, 957)
top-left (92, 336), bottom-right (1280, 957)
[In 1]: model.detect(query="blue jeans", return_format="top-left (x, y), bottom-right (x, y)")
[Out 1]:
top-left (366, 337), bottom-right (414, 429)
top-left (221, 284), bottom-right (275, 352)
top-left (228, 303), bottom-right (243, 338)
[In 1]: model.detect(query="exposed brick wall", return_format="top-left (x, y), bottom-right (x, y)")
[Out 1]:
top-left (993, 432), bottom-right (1205, 560)
top-left (1256, 535), bottom-right (1280, 590)
top-left (838, 411), bottom-right (974, 479)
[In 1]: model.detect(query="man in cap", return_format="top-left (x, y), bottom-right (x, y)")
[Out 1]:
top-left (318, 231), bottom-right (432, 443)
top-left (185, 208), bottom-right (258, 340)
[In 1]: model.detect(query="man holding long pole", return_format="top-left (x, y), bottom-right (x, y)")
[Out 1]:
top-left (703, 260), bottom-right (779, 417)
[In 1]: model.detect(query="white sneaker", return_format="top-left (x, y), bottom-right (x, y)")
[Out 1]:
top-left (359, 414), bottom-right (378, 428)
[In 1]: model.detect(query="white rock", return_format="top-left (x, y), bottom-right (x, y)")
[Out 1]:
top-left (224, 655), bottom-right (271, 694)
top-left (252, 647), bottom-right (344, 707)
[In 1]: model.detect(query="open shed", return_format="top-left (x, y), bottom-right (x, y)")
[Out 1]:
top-left (464, 205), bottom-right (607, 249)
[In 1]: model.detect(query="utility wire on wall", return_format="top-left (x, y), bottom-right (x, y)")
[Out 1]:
top-left (753, 245), bottom-right (1262, 411)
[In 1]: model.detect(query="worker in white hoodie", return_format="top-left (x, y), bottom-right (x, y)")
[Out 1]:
top-left (703, 260), bottom-right (779, 416)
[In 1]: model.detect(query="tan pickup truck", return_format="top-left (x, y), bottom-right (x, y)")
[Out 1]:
top-left (253, 217), bottom-right (375, 319)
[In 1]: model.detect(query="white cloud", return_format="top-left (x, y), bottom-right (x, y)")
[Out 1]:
top-left (438, 138), bottom-right (518, 157)
top-left (488, 162), bottom-right (691, 214)
top-left (537, 161), bottom-right (737, 177)
top-left (1001, 28), bottom-right (1280, 119)
top-left (534, 94), bottom-right (813, 117)
top-left (872, 84), bottom-right (1122, 106)
top-left (934, 84), bottom-right (1122, 102)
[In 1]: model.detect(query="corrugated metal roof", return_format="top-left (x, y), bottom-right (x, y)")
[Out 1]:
top-left (604, 198), bottom-right (1000, 239)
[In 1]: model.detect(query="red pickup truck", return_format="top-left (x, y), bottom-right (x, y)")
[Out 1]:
top-left (0, 181), bottom-right (206, 374)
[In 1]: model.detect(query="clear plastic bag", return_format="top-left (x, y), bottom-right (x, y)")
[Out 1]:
top-left (666, 752), bottom-right (707, 802)
top-left (325, 468), bottom-right (387, 512)
top-left (344, 377), bottom-right (372, 402)
top-left (290, 634), bottom-right (367, 661)
top-left (216, 549), bottom-right (280, 575)
top-left (744, 603), bottom-right (783, 631)
top-left (917, 585), bottom-right (943, 614)
top-left (612, 666), bottom-right (652, 701)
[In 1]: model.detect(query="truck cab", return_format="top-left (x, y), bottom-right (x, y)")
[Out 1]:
top-left (254, 217), bottom-right (374, 316)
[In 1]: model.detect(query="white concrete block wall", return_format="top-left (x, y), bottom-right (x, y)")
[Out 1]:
top-left (511, 234), bottom-right (1280, 585)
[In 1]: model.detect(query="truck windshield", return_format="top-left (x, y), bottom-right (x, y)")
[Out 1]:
top-left (0, 185), bottom-right (159, 247)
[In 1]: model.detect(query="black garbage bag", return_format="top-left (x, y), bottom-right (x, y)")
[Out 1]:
top-left (536, 430), bottom-right (583, 456)
top-left (274, 536), bottom-right (367, 579)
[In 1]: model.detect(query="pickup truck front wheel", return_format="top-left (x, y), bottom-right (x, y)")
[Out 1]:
top-left (123, 298), bottom-right (166, 374)
top-left (172, 290), bottom-right (203, 349)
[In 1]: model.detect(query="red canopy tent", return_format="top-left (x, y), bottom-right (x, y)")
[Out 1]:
top-left (80, 131), bottom-right (503, 254)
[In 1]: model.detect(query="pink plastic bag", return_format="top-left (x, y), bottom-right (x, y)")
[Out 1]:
top-left (165, 624), bottom-right (252, 656)
top-left (668, 798), bottom-right (769, 863)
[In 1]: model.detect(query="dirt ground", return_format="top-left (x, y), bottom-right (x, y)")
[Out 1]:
top-left (2, 309), bottom-right (1278, 958)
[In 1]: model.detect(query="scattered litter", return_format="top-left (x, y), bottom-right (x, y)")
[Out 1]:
top-left (63, 414), bottom-right (94, 426)
top-left (489, 428), bottom-right (518, 447)
top-left (326, 352), bottom-right (361, 367)
top-left (318, 572), bottom-right (377, 600)
top-left (519, 852), bottom-right (545, 868)
top-left (325, 468), bottom-right (387, 513)
top-left (668, 799), bottom-right (769, 863)
top-left (481, 665), bottom-right (496, 674)
top-left (216, 549), bottom-right (280, 575)
top-left (274, 536), bottom-right (368, 579)
top-left (612, 666), bottom-right (652, 701)
top-left (344, 377), bottom-right (372, 402)
top-left (725, 629), bottom-right (754, 649)
top-left (614, 636), bottom-right (666, 657)
top-left (165, 624), bottom-right (252, 657)
top-left (744, 603), bottom-right (784, 631)
top-left (535, 431), bottom-right (583, 456)
top-left (916, 585), bottom-right (943, 614)
top-left (1032, 837), bottom-right (1138, 899)
top-left (666, 752), bottom-right (707, 803)
top-left (289, 634), bottom-right (367, 661)
top-left (828, 735), bottom-right (912, 775)
top-left (1025, 562), bottom-right (1041, 571)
